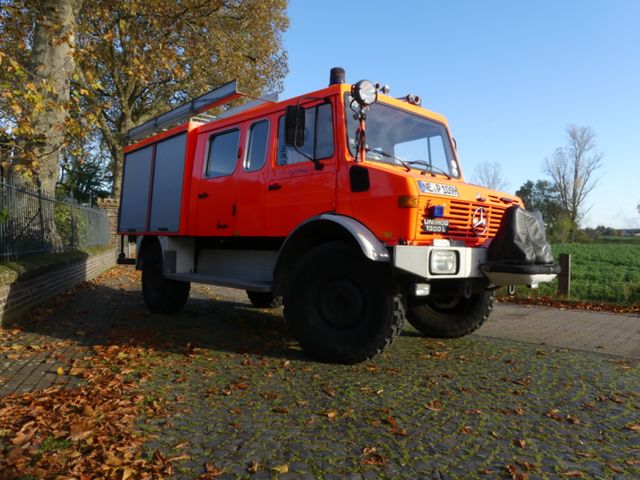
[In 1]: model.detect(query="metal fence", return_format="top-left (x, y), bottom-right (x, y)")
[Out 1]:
top-left (0, 179), bottom-right (110, 259)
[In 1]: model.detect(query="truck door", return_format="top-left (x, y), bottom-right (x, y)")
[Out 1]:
top-left (234, 119), bottom-right (270, 236)
top-left (265, 101), bottom-right (337, 235)
top-left (193, 127), bottom-right (242, 236)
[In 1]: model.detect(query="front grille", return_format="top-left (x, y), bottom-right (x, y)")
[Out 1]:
top-left (421, 199), bottom-right (507, 241)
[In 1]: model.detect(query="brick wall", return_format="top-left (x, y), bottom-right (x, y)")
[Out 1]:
top-left (0, 248), bottom-right (116, 325)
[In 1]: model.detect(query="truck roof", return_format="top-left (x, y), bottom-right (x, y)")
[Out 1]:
top-left (124, 81), bottom-right (450, 154)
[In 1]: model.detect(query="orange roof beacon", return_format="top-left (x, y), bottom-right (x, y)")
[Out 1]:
top-left (117, 67), bottom-right (560, 364)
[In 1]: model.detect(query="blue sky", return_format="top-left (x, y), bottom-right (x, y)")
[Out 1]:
top-left (281, 0), bottom-right (640, 228)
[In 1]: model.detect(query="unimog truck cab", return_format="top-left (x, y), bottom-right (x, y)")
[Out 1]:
top-left (117, 67), bottom-right (559, 363)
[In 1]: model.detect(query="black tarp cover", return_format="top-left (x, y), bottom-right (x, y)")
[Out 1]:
top-left (487, 206), bottom-right (555, 265)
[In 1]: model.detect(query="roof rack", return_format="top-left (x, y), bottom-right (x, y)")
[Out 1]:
top-left (126, 82), bottom-right (278, 142)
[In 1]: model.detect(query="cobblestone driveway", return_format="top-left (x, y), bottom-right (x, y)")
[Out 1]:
top-left (1, 267), bottom-right (639, 479)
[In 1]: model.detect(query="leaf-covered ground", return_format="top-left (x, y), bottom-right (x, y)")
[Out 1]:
top-left (1, 266), bottom-right (639, 479)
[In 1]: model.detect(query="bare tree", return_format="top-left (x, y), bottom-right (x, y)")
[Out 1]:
top-left (544, 125), bottom-right (603, 225)
top-left (471, 161), bottom-right (510, 191)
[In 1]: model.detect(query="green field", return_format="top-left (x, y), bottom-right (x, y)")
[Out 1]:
top-left (509, 243), bottom-right (640, 305)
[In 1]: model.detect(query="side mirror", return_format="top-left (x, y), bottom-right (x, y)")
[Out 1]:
top-left (285, 105), bottom-right (305, 147)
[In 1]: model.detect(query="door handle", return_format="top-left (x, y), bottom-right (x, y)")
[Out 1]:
top-left (197, 192), bottom-right (209, 199)
top-left (267, 183), bottom-right (282, 191)
top-left (216, 222), bottom-right (228, 229)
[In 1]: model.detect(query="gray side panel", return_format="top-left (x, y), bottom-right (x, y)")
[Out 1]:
top-left (149, 133), bottom-right (187, 232)
top-left (119, 146), bottom-right (153, 232)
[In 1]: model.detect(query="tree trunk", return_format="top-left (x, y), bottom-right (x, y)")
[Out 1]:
top-left (12, 0), bottom-right (83, 195)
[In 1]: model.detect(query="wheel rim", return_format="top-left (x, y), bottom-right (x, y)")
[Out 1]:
top-left (316, 279), bottom-right (364, 329)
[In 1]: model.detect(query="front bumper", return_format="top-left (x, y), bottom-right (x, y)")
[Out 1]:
top-left (393, 245), bottom-right (486, 280)
top-left (393, 245), bottom-right (559, 286)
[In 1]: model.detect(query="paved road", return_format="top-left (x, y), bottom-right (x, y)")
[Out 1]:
top-left (479, 303), bottom-right (640, 359)
top-left (0, 267), bottom-right (638, 479)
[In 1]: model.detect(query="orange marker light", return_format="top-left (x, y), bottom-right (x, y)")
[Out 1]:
top-left (398, 195), bottom-right (419, 208)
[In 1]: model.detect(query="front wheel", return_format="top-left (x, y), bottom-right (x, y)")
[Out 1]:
top-left (284, 242), bottom-right (405, 364)
top-left (141, 240), bottom-right (190, 314)
top-left (406, 291), bottom-right (494, 338)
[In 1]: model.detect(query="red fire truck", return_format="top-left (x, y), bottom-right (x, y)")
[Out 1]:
top-left (118, 68), bottom-right (559, 363)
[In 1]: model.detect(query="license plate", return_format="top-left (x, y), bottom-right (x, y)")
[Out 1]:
top-left (422, 219), bottom-right (449, 233)
top-left (418, 181), bottom-right (460, 197)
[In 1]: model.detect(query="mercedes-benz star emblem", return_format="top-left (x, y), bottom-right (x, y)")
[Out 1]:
top-left (472, 207), bottom-right (488, 236)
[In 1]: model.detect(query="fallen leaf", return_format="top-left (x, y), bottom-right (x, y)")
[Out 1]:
top-left (514, 438), bottom-right (526, 448)
top-left (166, 454), bottom-right (191, 462)
top-left (517, 461), bottom-right (538, 472)
top-left (506, 463), bottom-right (528, 480)
top-left (121, 467), bottom-right (136, 480)
top-left (69, 423), bottom-right (93, 442)
top-left (57, 367), bottom-right (65, 376)
top-left (625, 423), bottom-right (640, 431)
top-left (202, 463), bottom-right (224, 477)
top-left (228, 408), bottom-right (242, 415)
top-left (272, 407), bottom-right (289, 414)
top-left (271, 464), bottom-right (289, 474)
top-left (361, 448), bottom-right (386, 466)
top-left (566, 415), bottom-right (580, 424)
top-left (575, 451), bottom-right (596, 458)
top-left (247, 460), bottom-right (259, 473)
top-left (322, 386), bottom-right (337, 398)
top-left (106, 454), bottom-right (123, 466)
top-left (425, 400), bottom-right (443, 412)
top-left (561, 470), bottom-right (584, 477)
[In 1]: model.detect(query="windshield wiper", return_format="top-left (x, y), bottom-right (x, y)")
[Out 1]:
top-left (363, 148), bottom-right (452, 178)
top-left (406, 161), bottom-right (451, 179)
top-left (364, 147), bottom-right (411, 172)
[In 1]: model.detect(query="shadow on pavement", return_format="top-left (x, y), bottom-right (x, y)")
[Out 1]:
top-left (8, 279), bottom-right (305, 361)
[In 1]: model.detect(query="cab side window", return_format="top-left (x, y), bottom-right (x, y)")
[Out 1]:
top-left (244, 120), bottom-right (269, 172)
top-left (277, 103), bottom-right (334, 165)
top-left (206, 129), bottom-right (240, 177)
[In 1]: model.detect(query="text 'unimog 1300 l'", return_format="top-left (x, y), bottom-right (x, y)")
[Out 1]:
top-left (117, 67), bottom-right (560, 364)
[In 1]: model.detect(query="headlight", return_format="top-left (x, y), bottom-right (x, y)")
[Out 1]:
top-left (430, 250), bottom-right (458, 275)
top-left (352, 79), bottom-right (377, 107)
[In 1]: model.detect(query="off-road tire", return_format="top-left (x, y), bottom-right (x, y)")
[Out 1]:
top-left (406, 291), bottom-right (494, 338)
top-left (141, 241), bottom-right (190, 314)
top-left (246, 290), bottom-right (282, 308)
top-left (284, 242), bottom-right (405, 364)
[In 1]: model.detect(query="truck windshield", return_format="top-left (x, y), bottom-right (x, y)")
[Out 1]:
top-left (345, 96), bottom-right (460, 178)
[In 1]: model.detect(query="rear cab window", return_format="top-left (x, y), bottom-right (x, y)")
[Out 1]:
top-left (244, 120), bottom-right (269, 172)
top-left (206, 128), bottom-right (240, 177)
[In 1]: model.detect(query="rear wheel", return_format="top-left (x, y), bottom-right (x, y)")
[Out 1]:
top-left (246, 290), bottom-right (282, 308)
top-left (284, 242), bottom-right (405, 364)
top-left (406, 291), bottom-right (494, 338)
top-left (141, 241), bottom-right (190, 313)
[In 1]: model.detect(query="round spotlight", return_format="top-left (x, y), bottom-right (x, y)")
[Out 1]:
top-left (351, 79), bottom-right (378, 107)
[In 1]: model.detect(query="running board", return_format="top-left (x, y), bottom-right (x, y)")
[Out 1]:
top-left (165, 273), bottom-right (272, 292)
